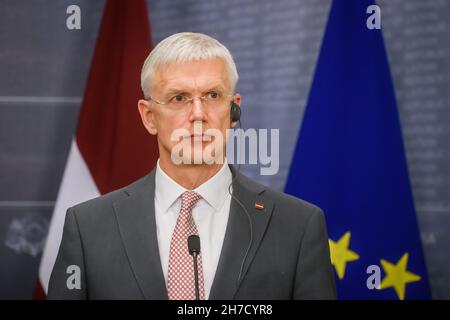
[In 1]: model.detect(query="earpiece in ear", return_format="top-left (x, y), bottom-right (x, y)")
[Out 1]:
top-left (230, 101), bottom-right (241, 122)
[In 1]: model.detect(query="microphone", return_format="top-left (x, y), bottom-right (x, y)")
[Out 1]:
top-left (187, 235), bottom-right (201, 300)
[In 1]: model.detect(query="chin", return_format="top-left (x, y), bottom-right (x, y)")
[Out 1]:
top-left (170, 149), bottom-right (224, 166)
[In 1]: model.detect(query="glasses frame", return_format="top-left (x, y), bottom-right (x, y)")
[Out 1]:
top-left (145, 92), bottom-right (235, 111)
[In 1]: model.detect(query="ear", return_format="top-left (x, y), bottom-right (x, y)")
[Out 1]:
top-left (138, 99), bottom-right (158, 135)
top-left (231, 93), bottom-right (242, 128)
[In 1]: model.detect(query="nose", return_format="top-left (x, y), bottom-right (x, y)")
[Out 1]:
top-left (189, 97), bottom-right (207, 122)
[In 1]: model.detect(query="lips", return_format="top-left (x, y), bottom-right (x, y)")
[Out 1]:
top-left (190, 134), bottom-right (212, 141)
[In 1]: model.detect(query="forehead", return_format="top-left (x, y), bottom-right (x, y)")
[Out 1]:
top-left (152, 58), bottom-right (230, 92)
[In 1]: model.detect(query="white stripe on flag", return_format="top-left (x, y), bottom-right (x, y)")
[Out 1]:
top-left (39, 139), bottom-right (100, 293)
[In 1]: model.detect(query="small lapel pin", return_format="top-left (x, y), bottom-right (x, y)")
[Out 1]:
top-left (254, 202), bottom-right (265, 210)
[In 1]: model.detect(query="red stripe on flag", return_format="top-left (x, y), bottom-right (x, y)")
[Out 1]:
top-left (76, 0), bottom-right (159, 194)
top-left (33, 281), bottom-right (46, 300)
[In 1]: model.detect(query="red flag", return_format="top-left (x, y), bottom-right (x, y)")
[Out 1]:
top-left (35, 0), bottom-right (158, 298)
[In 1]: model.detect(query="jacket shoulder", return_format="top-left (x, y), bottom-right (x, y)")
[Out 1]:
top-left (69, 173), bottom-right (151, 221)
top-left (265, 187), bottom-right (322, 215)
top-left (238, 173), bottom-right (323, 221)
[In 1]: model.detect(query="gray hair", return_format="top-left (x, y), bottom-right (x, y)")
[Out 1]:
top-left (140, 32), bottom-right (239, 99)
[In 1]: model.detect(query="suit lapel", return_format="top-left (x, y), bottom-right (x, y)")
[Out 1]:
top-left (209, 169), bottom-right (274, 299)
top-left (208, 197), bottom-right (250, 299)
top-left (113, 170), bottom-right (168, 300)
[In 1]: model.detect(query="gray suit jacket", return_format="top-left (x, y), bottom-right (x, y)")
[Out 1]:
top-left (48, 166), bottom-right (336, 299)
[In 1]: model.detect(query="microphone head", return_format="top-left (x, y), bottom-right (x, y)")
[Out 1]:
top-left (187, 235), bottom-right (201, 256)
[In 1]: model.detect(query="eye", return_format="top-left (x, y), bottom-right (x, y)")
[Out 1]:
top-left (170, 94), bottom-right (186, 103)
top-left (206, 91), bottom-right (220, 100)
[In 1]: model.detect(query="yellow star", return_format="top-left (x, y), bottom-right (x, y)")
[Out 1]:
top-left (328, 232), bottom-right (359, 279)
top-left (380, 253), bottom-right (421, 300)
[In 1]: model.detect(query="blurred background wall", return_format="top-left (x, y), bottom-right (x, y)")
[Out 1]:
top-left (0, 0), bottom-right (449, 299)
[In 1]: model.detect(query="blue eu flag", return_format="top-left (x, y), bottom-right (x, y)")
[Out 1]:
top-left (285, 0), bottom-right (431, 299)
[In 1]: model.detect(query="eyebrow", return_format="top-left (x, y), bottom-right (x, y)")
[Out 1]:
top-left (162, 85), bottom-right (227, 98)
top-left (162, 89), bottom-right (188, 98)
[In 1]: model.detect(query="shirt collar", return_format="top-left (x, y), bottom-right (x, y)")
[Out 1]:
top-left (155, 159), bottom-right (232, 214)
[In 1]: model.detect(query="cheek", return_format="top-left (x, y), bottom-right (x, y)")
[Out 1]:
top-left (156, 113), bottom-right (188, 141)
top-left (212, 113), bottom-right (232, 143)
top-left (156, 112), bottom-right (181, 129)
top-left (211, 109), bottom-right (231, 127)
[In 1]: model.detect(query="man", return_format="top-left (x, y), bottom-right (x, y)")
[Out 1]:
top-left (48, 32), bottom-right (336, 299)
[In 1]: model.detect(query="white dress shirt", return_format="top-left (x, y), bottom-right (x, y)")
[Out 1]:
top-left (154, 159), bottom-right (232, 299)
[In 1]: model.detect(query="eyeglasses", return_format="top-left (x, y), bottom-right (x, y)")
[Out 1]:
top-left (146, 91), bottom-right (233, 111)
